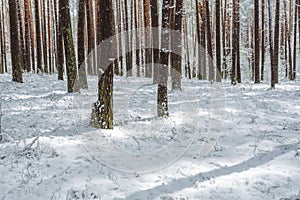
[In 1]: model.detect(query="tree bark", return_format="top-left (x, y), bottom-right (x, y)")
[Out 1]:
top-left (171, 0), bottom-right (183, 90)
top-left (273, 0), bottom-right (280, 87)
top-left (144, 0), bottom-right (152, 77)
top-left (206, 0), bottom-right (214, 82)
top-left (157, 0), bottom-right (169, 118)
top-left (261, 0), bottom-right (265, 81)
top-left (59, 0), bottom-right (78, 92)
top-left (77, 0), bottom-right (88, 89)
top-left (9, 0), bottom-right (23, 82)
top-left (34, 0), bottom-right (43, 73)
top-left (151, 0), bottom-right (160, 83)
top-left (215, 0), bottom-right (221, 82)
top-left (93, 0), bottom-right (115, 129)
top-left (254, 0), bottom-right (260, 83)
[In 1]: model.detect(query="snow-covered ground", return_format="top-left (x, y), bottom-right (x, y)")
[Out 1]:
top-left (0, 73), bottom-right (299, 200)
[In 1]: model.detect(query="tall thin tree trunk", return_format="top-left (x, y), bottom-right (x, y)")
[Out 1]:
top-left (16, 0), bottom-right (26, 71)
top-left (24, 0), bottom-right (31, 72)
top-left (42, 1), bottom-right (48, 73)
top-left (273, 0), bottom-right (280, 87)
top-left (59, 0), bottom-right (78, 92)
top-left (1, 0), bottom-right (7, 73)
top-left (171, 0), bottom-right (183, 90)
top-left (293, 0), bottom-right (299, 80)
top-left (201, 0), bottom-right (207, 80)
top-left (86, 0), bottom-right (96, 76)
top-left (34, 0), bottom-right (43, 72)
top-left (215, 0), bottom-right (221, 82)
top-left (0, 5), bottom-right (3, 74)
top-left (157, 0), bottom-right (169, 118)
top-left (92, 0), bottom-right (115, 129)
top-left (222, 0), bottom-right (227, 79)
top-left (9, 0), bottom-right (23, 82)
top-left (206, 0), bottom-right (214, 81)
top-left (144, 0), bottom-right (152, 78)
top-left (236, 0), bottom-right (241, 83)
top-left (151, 0), bottom-right (159, 83)
top-left (77, 0), bottom-right (88, 89)
top-left (261, 0), bottom-right (265, 80)
top-left (254, 0), bottom-right (260, 83)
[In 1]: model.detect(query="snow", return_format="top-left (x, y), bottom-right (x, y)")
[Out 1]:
top-left (0, 73), bottom-right (300, 200)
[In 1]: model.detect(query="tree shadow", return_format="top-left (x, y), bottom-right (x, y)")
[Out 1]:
top-left (114, 141), bottom-right (300, 200)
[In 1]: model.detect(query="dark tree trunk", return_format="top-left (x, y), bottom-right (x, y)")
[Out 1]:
top-left (47, 0), bottom-right (53, 73)
top-left (77, 0), bottom-right (88, 89)
top-left (34, 0), bottom-right (43, 73)
top-left (134, 0), bottom-right (141, 77)
top-left (288, 0), bottom-right (293, 81)
top-left (254, 0), bottom-right (260, 83)
top-left (1, 0), bottom-right (7, 73)
top-left (93, 0), bottom-right (115, 129)
top-left (292, 0), bottom-right (298, 80)
top-left (114, 0), bottom-right (122, 76)
top-left (86, 0), bottom-right (96, 76)
top-left (16, 0), bottom-right (26, 72)
top-left (206, 0), bottom-right (214, 82)
top-left (0, 2), bottom-right (3, 74)
top-left (261, 0), bottom-right (265, 81)
top-left (196, 0), bottom-right (201, 79)
top-left (42, 1), bottom-right (48, 73)
top-left (272, 0), bottom-right (280, 87)
top-left (144, 0), bottom-right (152, 77)
top-left (236, 0), bottom-right (241, 83)
top-left (24, 0), bottom-right (32, 72)
top-left (59, 0), bottom-right (78, 92)
top-left (171, 0), bottom-right (183, 90)
top-left (9, 0), bottom-right (23, 82)
top-left (200, 0), bottom-right (207, 80)
top-left (222, 0), bottom-right (228, 79)
top-left (124, 0), bottom-right (132, 76)
top-left (215, 0), bottom-right (221, 82)
top-left (151, 0), bottom-right (160, 83)
top-left (157, 0), bottom-right (169, 118)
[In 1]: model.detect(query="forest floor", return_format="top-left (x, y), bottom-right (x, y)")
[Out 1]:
top-left (0, 73), bottom-right (300, 200)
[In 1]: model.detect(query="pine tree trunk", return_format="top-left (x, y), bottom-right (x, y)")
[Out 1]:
top-left (151, 0), bottom-right (159, 83)
top-left (157, 0), bottom-right (169, 118)
top-left (288, 0), bottom-right (293, 81)
top-left (215, 0), bottom-right (221, 82)
top-left (261, 0), bottom-right (265, 81)
top-left (93, 0), bottom-right (115, 129)
top-left (171, 0), bottom-right (183, 90)
top-left (24, 0), bottom-right (32, 72)
top-left (34, 0), bottom-right (43, 73)
top-left (206, 0), bottom-right (214, 82)
top-left (200, 0), bottom-right (207, 80)
top-left (124, 0), bottom-right (132, 76)
top-left (59, 0), bottom-right (78, 92)
top-left (254, 0), bottom-right (260, 83)
top-left (222, 0), bottom-right (227, 79)
top-left (16, 0), bottom-right (26, 72)
top-left (0, 3), bottom-right (3, 74)
top-left (236, 0), bottom-right (241, 83)
top-left (86, 0), bottom-right (96, 76)
top-left (42, 1), bottom-right (48, 73)
top-left (293, 0), bottom-right (298, 80)
top-left (9, 0), bottom-right (23, 82)
top-left (196, 0), bottom-right (201, 79)
top-left (144, 0), bottom-right (152, 77)
top-left (77, 0), bottom-right (88, 89)
top-left (273, 0), bottom-right (280, 87)
top-left (1, 1), bottom-right (7, 73)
